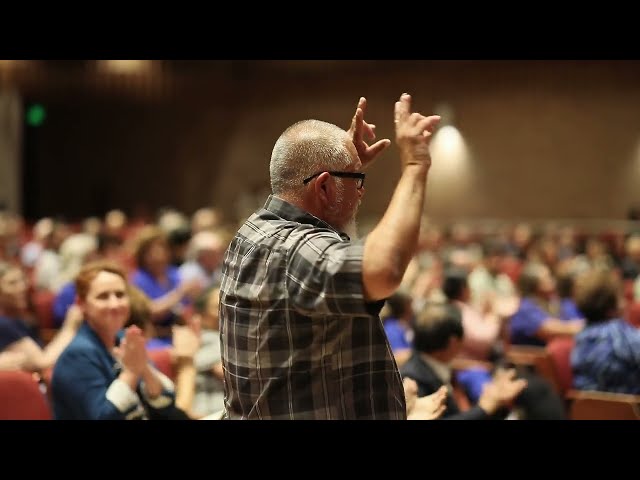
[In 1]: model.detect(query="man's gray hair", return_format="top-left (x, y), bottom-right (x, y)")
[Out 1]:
top-left (270, 120), bottom-right (353, 196)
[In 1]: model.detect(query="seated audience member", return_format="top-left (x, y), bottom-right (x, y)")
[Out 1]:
top-left (555, 270), bottom-right (584, 321)
top-left (571, 268), bottom-right (640, 394)
top-left (189, 287), bottom-right (225, 418)
top-left (52, 232), bottom-right (124, 327)
top-left (20, 217), bottom-right (53, 269)
top-left (191, 207), bottom-right (223, 235)
top-left (381, 291), bottom-right (414, 367)
top-left (178, 231), bottom-right (226, 291)
top-left (510, 262), bottom-right (583, 346)
top-left (0, 262), bottom-right (82, 372)
top-left (130, 226), bottom-right (201, 349)
top-left (467, 239), bottom-right (518, 318)
top-left (126, 285), bottom-right (198, 418)
top-left (167, 226), bottom-right (192, 269)
top-left (400, 302), bottom-right (527, 420)
top-left (442, 268), bottom-right (503, 362)
top-left (620, 235), bottom-right (640, 280)
top-left (441, 268), bottom-right (503, 402)
top-left (33, 219), bottom-right (70, 292)
top-left (51, 260), bottom-right (187, 420)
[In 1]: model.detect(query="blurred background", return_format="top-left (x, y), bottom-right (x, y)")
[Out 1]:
top-left (2, 59), bottom-right (640, 227)
top-left (2, 60), bottom-right (640, 420)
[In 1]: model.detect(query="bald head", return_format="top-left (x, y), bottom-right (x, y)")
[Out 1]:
top-left (270, 120), bottom-right (354, 197)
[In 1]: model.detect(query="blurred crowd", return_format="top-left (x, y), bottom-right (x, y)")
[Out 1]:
top-left (1, 206), bottom-right (640, 419)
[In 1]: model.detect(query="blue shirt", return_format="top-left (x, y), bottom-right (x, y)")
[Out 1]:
top-left (0, 316), bottom-right (30, 351)
top-left (0, 315), bottom-right (41, 351)
top-left (455, 368), bottom-right (493, 404)
top-left (130, 267), bottom-right (183, 328)
top-left (571, 319), bottom-right (640, 394)
top-left (52, 282), bottom-right (76, 328)
top-left (559, 298), bottom-right (583, 321)
top-left (509, 298), bottom-right (550, 346)
top-left (383, 318), bottom-right (412, 351)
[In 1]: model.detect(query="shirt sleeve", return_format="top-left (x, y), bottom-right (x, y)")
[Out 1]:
top-left (52, 283), bottom-right (76, 328)
top-left (510, 300), bottom-right (548, 340)
top-left (140, 366), bottom-right (176, 409)
top-left (286, 234), bottom-right (374, 317)
top-left (384, 321), bottom-right (412, 351)
top-left (0, 317), bottom-right (29, 352)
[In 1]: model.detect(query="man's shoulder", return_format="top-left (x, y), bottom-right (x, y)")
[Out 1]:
top-left (240, 215), bottom-right (344, 249)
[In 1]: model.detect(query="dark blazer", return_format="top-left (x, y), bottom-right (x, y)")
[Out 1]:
top-left (51, 323), bottom-right (188, 420)
top-left (400, 352), bottom-right (490, 420)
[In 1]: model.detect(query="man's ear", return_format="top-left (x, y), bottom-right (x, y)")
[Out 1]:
top-left (314, 171), bottom-right (334, 207)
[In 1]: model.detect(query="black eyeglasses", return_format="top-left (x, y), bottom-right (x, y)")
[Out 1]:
top-left (302, 171), bottom-right (366, 189)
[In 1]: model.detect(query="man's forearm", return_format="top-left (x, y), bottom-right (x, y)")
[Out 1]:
top-left (363, 164), bottom-right (429, 300)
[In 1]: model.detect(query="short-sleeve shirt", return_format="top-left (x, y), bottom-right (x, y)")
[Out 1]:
top-left (383, 318), bottom-right (412, 352)
top-left (219, 195), bottom-right (406, 419)
top-left (130, 266), bottom-right (183, 328)
top-left (509, 298), bottom-right (550, 346)
top-left (571, 319), bottom-right (640, 394)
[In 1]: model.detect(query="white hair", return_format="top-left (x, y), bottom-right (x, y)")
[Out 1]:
top-left (269, 120), bottom-right (353, 197)
top-left (54, 233), bottom-right (98, 292)
top-left (187, 231), bottom-right (224, 261)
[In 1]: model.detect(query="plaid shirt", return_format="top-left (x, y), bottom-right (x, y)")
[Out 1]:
top-left (219, 195), bottom-right (406, 419)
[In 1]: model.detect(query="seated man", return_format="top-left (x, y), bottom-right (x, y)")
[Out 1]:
top-left (400, 302), bottom-right (526, 420)
top-left (510, 262), bottom-right (583, 346)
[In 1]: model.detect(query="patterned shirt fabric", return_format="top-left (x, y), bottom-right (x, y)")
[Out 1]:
top-left (219, 195), bottom-right (406, 419)
top-left (571, 319), bottom-right (640, 394)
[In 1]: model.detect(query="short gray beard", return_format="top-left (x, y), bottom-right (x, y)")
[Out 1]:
top-left (333, 181), bottom-right (359, 240)
top-left (342, 216), bottom-right (358, 240)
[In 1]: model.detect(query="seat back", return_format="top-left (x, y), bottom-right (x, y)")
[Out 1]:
top-left (626, 301), bottom-right (640, 328)
top-left (567, 390), bottom-right (640, 420)
top-left (504, 344), bottom-right (547, 368)
top-left (546, 337), bottom-right (575, 396)
top-left (505, 344), bottom-right (564, 394)
top-left (32, 289), bottom-right (56, 329)
top-left (147, 348), bottom-right (175, 381)
top-left (0, 370), bottom-right (53, 420)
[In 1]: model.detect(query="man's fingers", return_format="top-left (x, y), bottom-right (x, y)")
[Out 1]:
top-left (415, 115), bottom-right (441, 135)
top-left (366, 139), bottom-right (391, 158)
top-left (364, 122), bottom-right (376, 141)
top-left (349, 97), bottom-right (367, 133)
top-left (394, 93), bottom-right (411, 124)
top-left (353, 107), bottom-right (364, 144)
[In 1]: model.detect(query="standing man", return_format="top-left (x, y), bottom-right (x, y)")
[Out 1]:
top-left (220, 94), bottom-right (440, 419)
